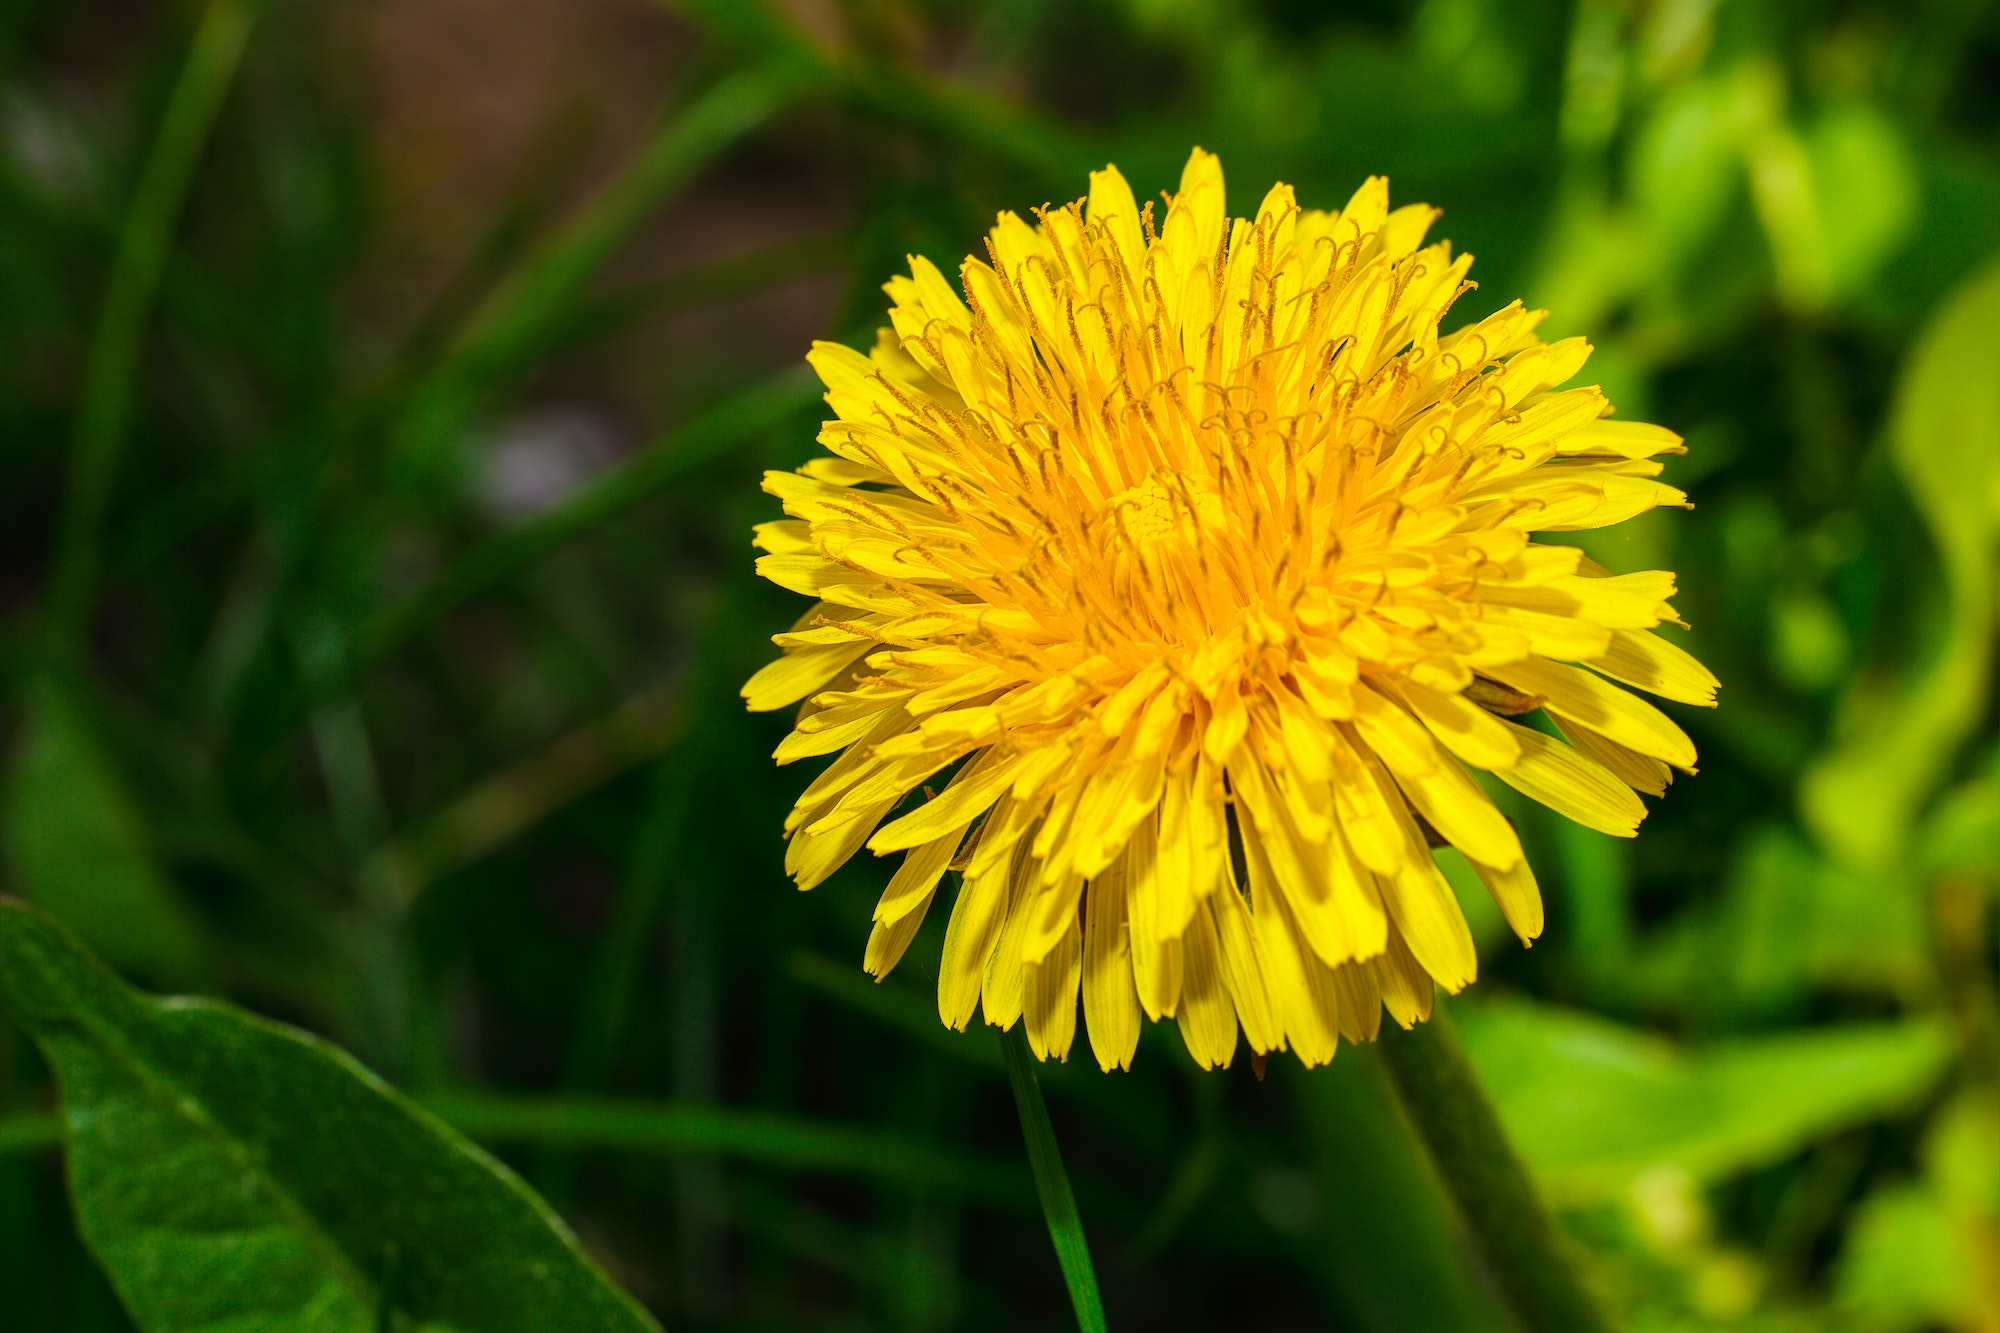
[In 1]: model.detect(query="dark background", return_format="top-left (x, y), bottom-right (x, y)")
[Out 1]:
top-left (4, 0), bottom-right (2000, 1328)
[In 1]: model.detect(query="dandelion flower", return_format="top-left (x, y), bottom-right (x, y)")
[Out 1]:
top-left (746, 149), bottom-right (1716, 1071)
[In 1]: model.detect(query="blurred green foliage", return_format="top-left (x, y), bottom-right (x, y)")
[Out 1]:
top-left (1, 0), bottom-right (1998, 1328)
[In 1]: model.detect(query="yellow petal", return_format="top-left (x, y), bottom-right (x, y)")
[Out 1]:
top-left (1558, 418), bottom-right (1686, 458)
top-left (1083, 870), bottom-right (1141, 1072)
top-left (1350, 682), bottom-right (1439, 777)
top-left (864, 886), bottom-right (936, 978)
top-left (1584, 628), bottom-right (1720, 707)
top-left (938, 855), bottom-right (1015, 1030)
top-left (1174, 900), bottom-right (1238, 1070)
top-left (980, 847), bottom-right (1036, 1031)
top-left (1025, 912), bottom-right (1082, 1062)
top-left (1561, 719), bottom-right (1671, 797)
top-left (1389, 750), bottom-right (1524, 871)
top-left (1492, 720), bottom-right (1647, 836)
top-left (1389, 677), bottom-right (1523, 771)
top-left (1208, 868), bottom-right (1281, 1055)
top-left (1249, 882), bottom-right (1341, 1067)
top-left (744, 640), bottom-right (873, 713)
top-left (1123, 828), bottom-right (1183, 1021)
top-left (1018, 870), bottom-right (1086, 966)
top-left (1330, 960), bottom-right (1382, 1045)
top-left (1468, 852), bottom-right (1543, 944)
top-left (1485, 656), bottom-right (1698, 769)
top-left (1373, 924), bottom-right (1435, 1028)
top-left (1171, 146), bottom-right (1227, 267)
top-left (869, 748), bottom-right (1027, 853)
top-left (1086, 164), bottom-right (1146, 279)
top-left (874, 824), bottom-right (968, 925)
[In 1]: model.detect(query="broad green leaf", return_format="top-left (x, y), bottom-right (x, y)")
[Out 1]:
top-left (1803, 253), bottom-right (2000, 870)
top-left (1718, 825), bottom-right (1927, 1007)
top-left (1630, 73), bottom-right (1747, 265)
top-left (1807, 103), bottom-right (1918, 301)
top-left (3, 676), bottom-right (206, 984)
top-left (1917, 746), bottom-right (2000, 882)
top-left (0, 898), bottom-right (661, 1333)
top-left (1836, 1188), bottom-right (1980, 1332)
top-left (1925, 1092), bottom-right (2000, 1220)
top-left (1457, 997), bottom-right (1951, 1203)
top-left (1836, 1090), bottom-right (2000, 1332)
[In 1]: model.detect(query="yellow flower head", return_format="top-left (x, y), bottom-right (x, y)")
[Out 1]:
top-left (747, 149), bottom-right (1716, 1071)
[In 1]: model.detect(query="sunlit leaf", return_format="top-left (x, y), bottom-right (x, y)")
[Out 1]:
top-left (1802, 252), bottom-right (2000, 870)
top-left (1808, 102), bottom-right (1919, 301)
top-left (1717, 825), bottom-right (1928, 1008)
top-left (1458, 996), bottom-right (1951, 1202)
top-left (1836, 1089), bottom-right (2000, 1332)
top-left (1917, 746), bottom-right (2000, 881)
top-left (1630, 72), bottom-right (1746, 264)
top-left (0, 898), bottom-right (661, 1333)
top-left (1836, 1188), bottom-right (1980, 1332)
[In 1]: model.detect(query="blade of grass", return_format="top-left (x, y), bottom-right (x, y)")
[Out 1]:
top-left (561, 757), bottom-right (687, 1093)
top-left (388, 57), bottom-right (814, 479)
top-left (1123, 1075), bottom-right (1222, 1265)
top-left (535, 227), bottom-right (849, 366)
top-left (47, 0), bottom-right (260, 646)
top-left (1000, 1025), bottom-right (1108, 1333)
top-left (385, 103), bottom-right (604, 391)
top-left (0, 1095), bottom-right (1027, 1205)
top-left (417, 1093), bottom-right (1029, 1206)
top-left (0, 1112), bottom-right (58, 1155)
top-left (348, 364), bottom-right (818, 679)
top-left (787, 949), bottom-right (1006, 1072)
top-left (203, 61), bottom-right (811, 738)
top-left (436, 58), bottom-right (812, 386)
top-left (784, 949), bottom-right (1164, 1146)
top-left (357, 679), bottom-right (683, 917)
top-left (669, 0), bottom-right (1080, 176)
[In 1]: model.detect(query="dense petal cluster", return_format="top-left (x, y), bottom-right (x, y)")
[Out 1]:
top-left (747, 149), bottom-right (1716, 1070)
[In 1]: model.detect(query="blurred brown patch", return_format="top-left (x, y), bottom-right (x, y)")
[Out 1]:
top-left (364, 0), bottom-right (847, 432)
top-left (365, 0), bottom-right (688, 319)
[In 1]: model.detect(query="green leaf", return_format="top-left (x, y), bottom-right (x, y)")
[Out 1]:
top-left (1716, 825), bottom-right (1928, 1008)
top-left (1802, 252), bottom-right (2000, 870)
top-left (1629, 73), bottom-right (1748, 265)
top-left (419, 1091), bottom-right (1027, 1205)
top-left (1836, 1188), bottom-right (1980, 1332)
top-left (1457, 997), bottom-right (1952, 1203)
top-left (1918, 749), bottom-right (2000, 882)
top-left (0, 897), bottom-right (661, 1333)
top-left (1835, 1089), bottom-right (2000, 1332)
top-left (1807, 102), bottom-right (1919, 302)
top-left (3, 676), bottom-right (207, 984)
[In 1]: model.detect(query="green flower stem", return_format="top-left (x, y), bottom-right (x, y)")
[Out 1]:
top-left (1378, 1008), bottom-right (1617, 1333)
top-left (1000, 1025), bottom-right (1109, 1333)
top-left (47, 0), bottom-right (259, 646)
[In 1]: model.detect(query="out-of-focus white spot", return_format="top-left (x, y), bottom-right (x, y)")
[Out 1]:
top-left (474, 407), bottom-right (622, 523)
top-left (3, 91), bottom-right (95, 202)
